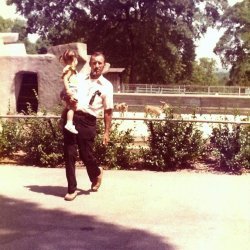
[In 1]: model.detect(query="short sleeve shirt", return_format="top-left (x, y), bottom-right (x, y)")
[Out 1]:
top-left (76, 74), bottom-right (114, 117)
top-left (61, 65), bottom-right (78, 97)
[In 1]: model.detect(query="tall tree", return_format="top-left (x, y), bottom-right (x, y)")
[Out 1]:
top-left (190, 58), bottom-right (219, 86)
top-left (214, 0), bottom-right (250, 86)
top-left (0, 15), bottom-right (50, 54)
top-left (0, 16), bottom-right (13, 32)
top-left (7, 0), bottom-right (228, 83)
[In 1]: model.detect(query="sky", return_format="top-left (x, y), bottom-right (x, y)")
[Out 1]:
top-left (0, 0), bottom-right (243, 68)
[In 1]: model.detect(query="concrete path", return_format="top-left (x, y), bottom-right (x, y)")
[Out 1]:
top-left (0, 165), bottom-right (249, 250)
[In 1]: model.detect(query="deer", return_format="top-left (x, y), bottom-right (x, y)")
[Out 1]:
top-left (114, 102), bottom-right (128, 117)
top-left (144, 101), bottom-right (170, 118)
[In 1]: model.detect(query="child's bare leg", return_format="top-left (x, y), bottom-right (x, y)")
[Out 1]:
top-left (67, 109), bottom-right (74, 122)
top-left (64, 109), bottom-right (78, 134)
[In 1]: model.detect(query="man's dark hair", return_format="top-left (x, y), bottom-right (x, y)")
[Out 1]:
top-left (90, 51), bottom-right (106, 63)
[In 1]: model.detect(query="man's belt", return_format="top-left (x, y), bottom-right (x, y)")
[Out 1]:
top-left (74, 111), bottom-right (96, 121)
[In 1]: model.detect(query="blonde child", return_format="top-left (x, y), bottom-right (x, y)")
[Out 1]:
top-left (59, 49), bottom-right (79, 134)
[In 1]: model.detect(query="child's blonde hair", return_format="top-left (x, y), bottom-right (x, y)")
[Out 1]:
top-left (59, 49), bottom-right (78, 65)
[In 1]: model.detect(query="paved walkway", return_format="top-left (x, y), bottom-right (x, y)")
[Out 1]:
top-left (0, 165), bottom-right (250, 250)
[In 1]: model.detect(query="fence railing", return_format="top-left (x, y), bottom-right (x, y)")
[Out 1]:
top-left (118, 84), bottom-right (250, 96)
top-left (0, 115), bottom-right (249, 125)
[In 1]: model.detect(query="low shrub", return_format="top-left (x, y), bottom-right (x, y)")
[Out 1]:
top-left (94, 120), bottom-right (137, 169)
top-left (0, 106), bottom-right (249, 173)
top-left (0, 110), bottom-right (137, 168)
top-left (239, 125), bottom-right (250, 169)
top-left (141, 109), bottom-right (205, 171)
top-left (210, 123), bottom-right (249, 174)
top-left (0, 118), bottom-right (24, 158)
top-left (20, 114), bottom-right (64, 167)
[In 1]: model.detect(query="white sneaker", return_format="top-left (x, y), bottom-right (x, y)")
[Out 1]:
top-left (64, 124), bottom-right (78, 134)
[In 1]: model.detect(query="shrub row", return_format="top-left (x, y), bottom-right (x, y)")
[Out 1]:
top-left (0, 109), bottom-right (249, 174)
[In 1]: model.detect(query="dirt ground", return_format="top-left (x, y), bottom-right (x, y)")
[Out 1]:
top-left (0, 165), bottom-right (250, 250)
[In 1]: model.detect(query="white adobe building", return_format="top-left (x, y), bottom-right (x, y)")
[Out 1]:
top-left (0, 33), bottom-right (124, 115)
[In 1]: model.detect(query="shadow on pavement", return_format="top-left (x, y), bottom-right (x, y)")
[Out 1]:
top-left (25, 185), bottom-right (90, 198)
top-left (0, 195), bottom-right (176, 250)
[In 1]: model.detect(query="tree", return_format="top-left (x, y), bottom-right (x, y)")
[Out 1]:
top-left (0, 16), bottom-right (28, 41)
top-left (0, 16), bottom-right (13, 32)
top-left (214, 0), bottom-right (250, 86)
top-left (190, 58), bottom-right (219, 86)
top-left (0, 15), bottom-right (50, 54)
top-left (7, 0), bottom-right (228, 83)
top-left (11, 18), bottom-right (27, 40)
top-left (216, 71), bottom-right (229, 85)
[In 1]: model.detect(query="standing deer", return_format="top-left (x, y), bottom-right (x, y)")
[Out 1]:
top-left (114, 102), bottom-right (128, 117)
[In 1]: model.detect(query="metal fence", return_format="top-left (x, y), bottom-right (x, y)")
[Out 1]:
top-left (0, 115), bottom-right (249, 125)
top-left (118, 84), bottom-right (250, 96)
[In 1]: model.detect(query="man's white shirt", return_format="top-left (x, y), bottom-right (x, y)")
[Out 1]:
top-left (76, 73), bottom-right (114, 117)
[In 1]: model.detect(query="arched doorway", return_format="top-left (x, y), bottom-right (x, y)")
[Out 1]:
top-left (16, 73), bottom-right (38, 113)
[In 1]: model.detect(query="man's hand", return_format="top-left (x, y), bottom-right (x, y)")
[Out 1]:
top-left (103, 132), bottom-right (110, 145)
top-left (103, 109), bottom-right (112, 145)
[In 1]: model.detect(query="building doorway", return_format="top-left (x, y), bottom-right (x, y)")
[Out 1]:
top-left (17, 73), bottom-right (38, 113)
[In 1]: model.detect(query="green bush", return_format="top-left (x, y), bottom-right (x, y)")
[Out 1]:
top-left (210, 123), bottom-right (249, 174)
top-left (0, 109), bottom-right (138, 168)
top-left (1, 106), bottom-right (249, 173)
top-left (94, 120), bottom-right (137, 169)
top-left (0, 118), bottom-right (24, 158)
top-left (239, 125), bottom-right (250, 169)
top-left (141, 109), bottom-right (205, 171)
top-left (20, 114), bottom-right (64, 167)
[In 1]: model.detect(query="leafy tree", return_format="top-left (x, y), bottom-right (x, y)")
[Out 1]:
top-left (11, 18), bottom-right (27, 40)
top-left (189, 57), bottom-right (219, 85)
top-left (0, 16), bottom-right (28, 41)
top-left (216, 71), bottom-right (229, 85)
top-left (214, 0), bottom-right (250, 86)
top-left (7, 0), bottom-right (228, 83)
top-left (0, 15), bottom-right (50, 54)
top-left (0, 16), bottom-right (13, 32)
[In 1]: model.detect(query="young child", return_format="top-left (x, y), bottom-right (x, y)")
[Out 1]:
top-left (59, 49), bottom-right (79, 134)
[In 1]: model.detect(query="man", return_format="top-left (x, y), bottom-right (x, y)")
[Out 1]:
top-left (63, 51), bottom-right (113, 201)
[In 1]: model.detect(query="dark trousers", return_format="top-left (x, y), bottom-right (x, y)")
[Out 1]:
top-left (63, 111), bottom-right (100, 194)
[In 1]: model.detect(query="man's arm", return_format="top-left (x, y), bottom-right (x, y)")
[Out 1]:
top-left (103, 108), bottom-right (113, 145)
